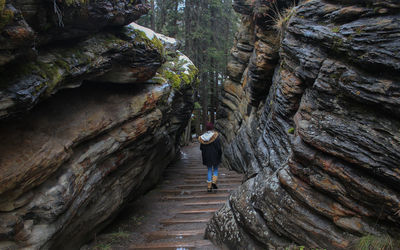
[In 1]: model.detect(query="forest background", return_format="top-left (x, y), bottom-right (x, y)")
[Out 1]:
top-left (138, 0), bottom-right (240, 135)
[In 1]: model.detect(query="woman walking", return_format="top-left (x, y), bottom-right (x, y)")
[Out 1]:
top-left (199, 122), bottom-right (222, 192)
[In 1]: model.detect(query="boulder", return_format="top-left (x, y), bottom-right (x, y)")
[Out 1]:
top-left (0, 22), bottom-right (198, 249)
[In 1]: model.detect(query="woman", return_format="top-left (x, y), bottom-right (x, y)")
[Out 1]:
top-left (199, 122), bottom-right (222, 192)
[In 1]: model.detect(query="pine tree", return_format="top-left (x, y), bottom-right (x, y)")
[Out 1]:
top-left (138, 0), bottom-right (239, 132)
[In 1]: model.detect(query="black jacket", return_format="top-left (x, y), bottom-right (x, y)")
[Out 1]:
top-left (199, 131), bottom-right (222, 166)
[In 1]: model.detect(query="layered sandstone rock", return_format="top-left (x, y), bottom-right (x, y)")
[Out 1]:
top-left (0, 1), bottom-right (198, 248)
top-left (207, 0), bottom-right (400, 249)
top-left (0, 0), bottom-right (149, 66)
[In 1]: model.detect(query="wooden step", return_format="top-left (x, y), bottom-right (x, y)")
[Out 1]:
top-left (160, 188), bottom-right (234, 194)
top-left (160, 218), bottom-right (210, 225)
top-left (167, 167), bottom-right (205, 170)
top-left (162, 184), bottom-right (236, 189)
top-left (129, 240), bottom-right (213, 249)
top-left (184, 200), bottom-right (226, 206)
top-left (184, 179), bottom-right (242, 184)
top-left (178, 208), bottom-right (219, 214)
top-left (162, 193), bottom-right (229, 201)
top-left (183, 176), bottom-right (242, 180)
top-left (144, 229), bottom-right (204, 241)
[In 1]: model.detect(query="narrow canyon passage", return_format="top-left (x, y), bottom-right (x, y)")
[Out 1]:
top-left (83, 143), bottom-right (243, 250)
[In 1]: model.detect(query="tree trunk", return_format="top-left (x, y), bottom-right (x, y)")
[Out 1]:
top-left (184, 0), bottom-right (191, 55)
top-left (150, 0), bottom-right (155, 30)
top-left (171, 0), bottom-right (179, 37)
top-left (210, 64), bottom-right (215, 124)
top-left (215, 71), bottom-right (219, 116)
top-left (194, 109), bottom-right (201, 137)
top-left (201, 72), bottom-right (208, 132)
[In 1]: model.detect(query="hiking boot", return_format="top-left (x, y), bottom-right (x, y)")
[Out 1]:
top-left (207, 182), bottom-right (212, 192)
top-left (212, 176), bottom-right (218, 190)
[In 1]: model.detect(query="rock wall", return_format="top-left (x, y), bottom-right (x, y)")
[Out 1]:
top-left (0, 1), bottom-right (198, 249)
top-left (207, 0), bottom-right (400, 249)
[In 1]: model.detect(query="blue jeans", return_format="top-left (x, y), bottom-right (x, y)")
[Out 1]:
top-left (207, 165), bottom-right (218, 182)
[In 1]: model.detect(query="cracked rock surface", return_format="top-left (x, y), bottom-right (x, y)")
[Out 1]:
top-left (207, 0), bottom-right (400, 249)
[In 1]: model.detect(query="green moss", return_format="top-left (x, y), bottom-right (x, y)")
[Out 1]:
top-left (0, 0), bottom-right (4, 12)
top-left (355, 26), bottom-right (363, 35)
top-left (332, 37), bottom-right (344, 53)
top-left (154, 51), bottom-right (198, 89)
top-left (64, 0), bottom-right (88, 6)
top-left (330, 73), bottom-right (340, 80)
top-left (288, 127), bottom-right (295, 134)
top-left (331, 26), bottom-right (340, 33)
top-left (164, 70), bottom-right (182, 88)
top-left (356, 234), bottom-right (400, 250)
top-left (0, 8), bottom-right (14, 29)
top-left (132, 29), bottom-right (164, 56)
top-left (151, 36), bottom-right (165, 56)
top-left (194, 102), bottom-right (201, 109)
top-left (108, 231), bottom-right (130, 240)
top-left (181, 74), bottom-right (190, 84)
top-left (94, 243), bottom-right (111, 250)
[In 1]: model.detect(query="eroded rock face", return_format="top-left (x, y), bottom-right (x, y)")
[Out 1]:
top-left (0, 0), bottom-right (149, 66)
top-left (207, 0), bottom-right (400, 249)
top-left (0, 3), bottom-right (198, 247)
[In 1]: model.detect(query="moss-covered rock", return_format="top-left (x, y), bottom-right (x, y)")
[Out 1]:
top-left (0, 28), bottom-right (165, 119)
top-left (126, 23), bottom-right (198, 89)
top-left (150, 51), bottom-right (199, 89)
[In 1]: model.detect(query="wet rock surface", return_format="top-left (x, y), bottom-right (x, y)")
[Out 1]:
top-left (208, 0), bottom-right (400, 249)
top-left (0, 0), bottom-right (149, 66)
top-left (0, 1), bottom-right (198, 248)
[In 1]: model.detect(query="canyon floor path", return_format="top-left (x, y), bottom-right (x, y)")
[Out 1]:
top-left (84, 143), bottom-right (243, 250)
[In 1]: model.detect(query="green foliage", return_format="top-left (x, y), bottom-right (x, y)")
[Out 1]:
top-left (159, 53), bottom-right (199, 89)
top-left (0, 0), bottom-right (14, 30)
top-left (131, 28), bottom-right (165, 56)
top-left (137, 0), bottom-right (239, 105)
top-left (64, 0), bottom-right (89, 6)
top-left (285, 246), bottom-right (327, 250)
top-left (355, 26), bottom-right (364, 35)
top-left (288, 127), bottom-right (295, 134)
top-left (94, 243), bottom-right (111, 250)
top-left (194, 102), bottom-right (202, 109)
top-left (331, 26), bottom-right (340, 33)
top-left (164, 70), bottom-right (182, 88)
top-left (108, 231), bottom-right (130, 240)
top-left (271, 1), bottom-right (297, 38)
top-left (356, 234), bottom-right (400, 250)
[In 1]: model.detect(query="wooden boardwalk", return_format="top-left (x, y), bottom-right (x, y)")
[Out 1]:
top-left (128, 143), bottom-right (243, 250)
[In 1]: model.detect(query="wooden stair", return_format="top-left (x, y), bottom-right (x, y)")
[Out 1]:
top-left (92, 143), bottom-right (244, 250)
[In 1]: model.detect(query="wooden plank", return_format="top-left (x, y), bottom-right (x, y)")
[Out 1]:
top-left (184, 200), bottom-right (226, 206)
top-left (162, 184), bottom-right (237, 189)
top-left (129, 240), bottom-right (213, 249)
top-left (183, 179), bottom-right (242, 184)
top-left (160, 188), bottom-right (234, 194)
top-left (178, 208), bottom-right (219, 214)
top-left (144, 229), bottom-right (204, 241)
top-left (162, 193), bottom-right (229, 201)
top-left (160, 218), bottom-right (210, 225)
top-left (183, 176), bottom-right (242, 180)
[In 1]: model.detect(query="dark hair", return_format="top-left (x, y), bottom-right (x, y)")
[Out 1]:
top-left (206, 122), bottom-right (214, 131)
